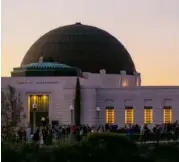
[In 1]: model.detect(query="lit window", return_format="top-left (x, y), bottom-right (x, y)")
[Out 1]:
top-left (163, 107), bottom-right (172, 123)
top-left (122, 80), bottom-right (128, 87)
top-left (125, 107), bottom-right (134, 124)
top-left (106, 107), bottom-right (114, 124)
top-left (144, 107), bottom-right (153, 124)
top-left (29, 95), bottom-right (49, 112)
top-left (33, 95), bottom-right (37, 103)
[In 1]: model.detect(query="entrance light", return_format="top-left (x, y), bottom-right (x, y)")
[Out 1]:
top-left (43, 95), bottom-right (47, 101)
top-left (32, 103), bottom-right (37, 111)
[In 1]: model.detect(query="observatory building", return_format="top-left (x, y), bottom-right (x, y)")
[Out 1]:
top-left (2, 22), bottom-right (179, 127)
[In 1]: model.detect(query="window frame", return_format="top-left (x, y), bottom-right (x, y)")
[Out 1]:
top-left (105, 107), bottom-right (115, 124)
top-left (163, 106), bottom-right (172, 124)
top-left (144, 106), bottom-right (153, 124)
top-left (29, 95), bottom-right (49, 112)
top-left (125, 106), bottom-right (134, 124)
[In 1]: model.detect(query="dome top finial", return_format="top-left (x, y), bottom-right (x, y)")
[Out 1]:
top-left (75, 22), bottom-right (81, 25)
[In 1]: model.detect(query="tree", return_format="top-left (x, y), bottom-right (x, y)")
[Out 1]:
top-left (74, 77), bottom-right (81, 126)
top-left (1, 85), bottom-right (25, 138)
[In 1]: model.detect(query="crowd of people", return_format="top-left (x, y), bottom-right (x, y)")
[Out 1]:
top-left (2, 119), bottom-right (179, 145)
top-left (123, 121), bottom-right (179, 142)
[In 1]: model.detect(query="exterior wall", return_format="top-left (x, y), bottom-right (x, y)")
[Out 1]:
top-left (96, 87), bottom-right (179, 127)
top-left (1, 74), bottom-right (179, 127)
top-left (1, 77), bottom-right (77, 125)
top-left (81, 70), bottom-right (141, 88)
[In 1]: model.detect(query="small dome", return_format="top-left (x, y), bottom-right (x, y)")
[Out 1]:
top-left (21, 23), bottom-right (136, 75)
top-left (23, 62), bottom-right (72, 69)
top-left (11, 57), bottom-right (81, 77)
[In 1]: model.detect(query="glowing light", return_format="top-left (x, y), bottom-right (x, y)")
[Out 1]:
top-left (122, 80), bottom-right (128, 87)
top-left (43, 95), bottom-right (47, 100)
top-left (105, 108), bottom-right (114, 124)
top-left (163, 107), bottom-right (172, 123)
top-left (144, 108), bottom-right (153, 124)
top-left (125, 108), bottom-right (134, 124)
top-left (33, 95), bottom-right (37, 103)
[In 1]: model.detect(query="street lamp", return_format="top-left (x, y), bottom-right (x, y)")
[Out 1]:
top-left (32, 103), bottom-right (37, 133)
top-left (69, 105), bottom-right (74, 125)
top-left (96, 107), bottom-right (100, 125)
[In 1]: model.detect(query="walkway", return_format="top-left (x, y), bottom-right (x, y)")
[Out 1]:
top-left (136, 140), bottom-right (179, 145)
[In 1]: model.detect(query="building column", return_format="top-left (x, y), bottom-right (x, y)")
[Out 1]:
top-left (48, 94), bottom-right (53, 124)
top-left (134, 100), bottom-right (144, 126)
top-left (172, 104), bottom-right (179, 122)
top-left (134, 109), bottom-right (144, 126)
top-left (115, 99), bottom-right (125, 127)
top-left (153, 107), bottom-right (162, 124)
top-left (117, 109), bottom-right (125, 127)
top-left (153, 99), bottom-right (163, 125)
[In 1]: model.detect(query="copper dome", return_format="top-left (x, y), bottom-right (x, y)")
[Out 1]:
top-left (21, 23), bottom-right (136, 74)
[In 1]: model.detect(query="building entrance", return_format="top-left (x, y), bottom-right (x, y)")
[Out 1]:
top-left (28, 95), bottom-right (49, 132)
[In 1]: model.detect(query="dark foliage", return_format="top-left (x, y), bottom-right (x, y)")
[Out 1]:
top-left (2, 133), bottom-right (179, 162)
top-left (2, 133), bottom-right (150, 162)
top-left (1, 85), bottom-right (24, 139)
top-left (148, 144), bottom-right (179, 162)
top-left (74, 77), bottom-right (81, 126)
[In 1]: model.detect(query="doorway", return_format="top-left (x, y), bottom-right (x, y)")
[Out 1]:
top-left (28, 95), bottom-right (49, 131)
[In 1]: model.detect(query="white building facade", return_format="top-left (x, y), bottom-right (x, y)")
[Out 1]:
top-left (2, 70), bottom-right (179, 128)
top-left (2, 22), bottom-right (179, 128)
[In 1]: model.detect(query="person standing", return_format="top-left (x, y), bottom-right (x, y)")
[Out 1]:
top-left (46, 126), bottom-right (53, 145)
top-left (32, 128), bottom-right (40, 144)
top-left (41, 117), bottom-right (46, 127)
top-left (42, 127), bottom-right (48, 145)
top-left (26, 124), bottom-right (31, 143)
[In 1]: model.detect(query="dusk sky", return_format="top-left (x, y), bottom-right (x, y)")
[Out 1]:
top-left (2, 0), bottom-right (179, 85)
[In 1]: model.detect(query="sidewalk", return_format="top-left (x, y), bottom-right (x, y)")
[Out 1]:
top-left (136, 140), bottom-right (179, 144)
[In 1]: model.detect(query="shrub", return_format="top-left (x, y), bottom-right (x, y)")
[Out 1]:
top-left (2, 133), bottom-right (150, 162)
top-left (148, 144), bottom-right (179, 162)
